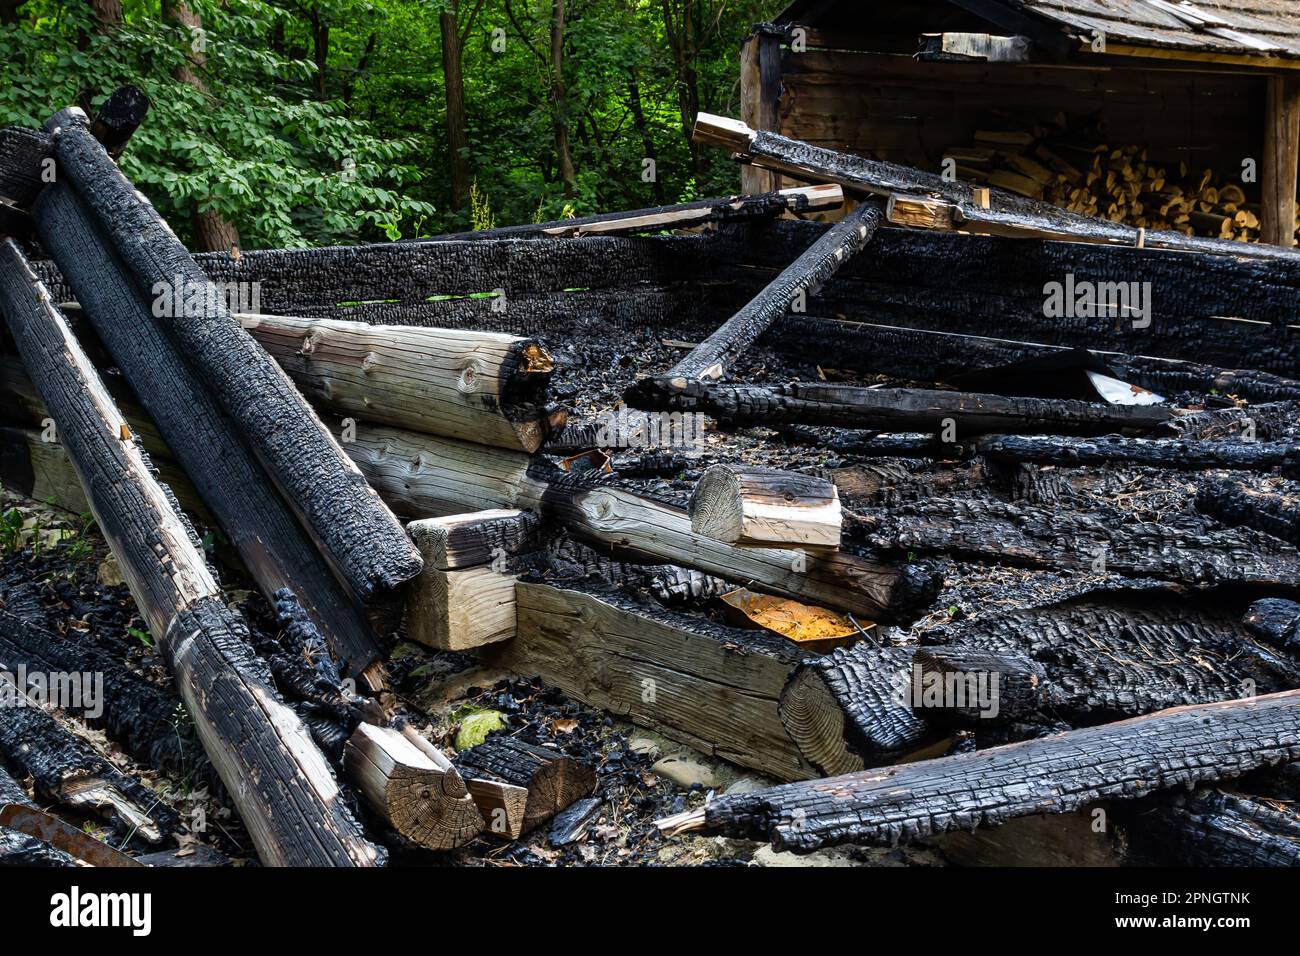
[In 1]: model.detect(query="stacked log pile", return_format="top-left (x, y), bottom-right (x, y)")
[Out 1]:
top-left (944, 121), bottom-right (1278, 242)
top-left (2, 91), bottom-right (1300, 867)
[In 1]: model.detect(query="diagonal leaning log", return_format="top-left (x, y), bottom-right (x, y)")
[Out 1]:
top-left (34, 181), bottom-right (384, 675)
top-left (47, 111), bottom-right (422, 624)
top-left (658, 200), bottom-right (883, 383)
top-left (0, 238), bottom-right (383, 867)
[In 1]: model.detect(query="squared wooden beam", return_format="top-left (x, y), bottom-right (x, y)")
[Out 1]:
top-left (1262, 74), bottom-right (1300, 247)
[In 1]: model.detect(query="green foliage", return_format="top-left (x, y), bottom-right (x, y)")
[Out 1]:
top-left (0, 0), bottom-right (780, 245)
top-left (469, 178), bottom-right (495, 230)
top-left (0, 507), bottom-right (23, 555)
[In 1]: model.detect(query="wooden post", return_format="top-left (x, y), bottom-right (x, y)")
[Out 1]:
top-left (739, 32), bottom-right (781, 195)
top-left (1262, 75), bottom-right (1300, 247)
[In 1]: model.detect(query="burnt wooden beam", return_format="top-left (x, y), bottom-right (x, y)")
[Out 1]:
top-left (1245, 598), bottom-right (1300, 655)
top-left (979, 434), bottom-right (1300, 477)
top-left (407, 509), bottom-right (541, 571)
top-left (0, 765), bottom-right (77, 867)
top-left (690, 464), bottom-right (841, 548)
top-left (629, 379), bottom-right (1175, 437)
top-left (778, 646), bottom-right (937, 777)
top-left (910, 646), bottom-right (1049, 725)
top-left (485, 579), bottom-right (816, 781)
top-left (918, 596), bottom-right (1300, 723)
top-left (1133, 788), bottom-right (1300, 866)
top-left (453, 736), bottom-right (596, 833)
top-left (343, 723), bottom-right (484, 850)
top-left (49, 115), bottom-right (422, 618)
top-left (33, 183), bottom-right (383, 673)
top-left (0, 238), bottom-right (382, 867)
top-left (659, 689), bottom-right (1300, 851)
top-left (694, 114), bottom-right (1300, 260)
top-left (0, 126), bottom-right (51, 211)
top-left (0, 607), bottom-right (203, 779)
top-left (430, 184), bottom-right (843, 240)
top-left (0, 701), bottom-right (174, 843)
top-left (851, 496), bottom-right (1300, 591)
top-left (239, 313), bottom-right (561, 453)
top-left (665, 201), bottom-right (882, 381)
top-left (763, 316), bottom-right (1300, 405)
top-left (1196, 476), bottom-right (1300, 545)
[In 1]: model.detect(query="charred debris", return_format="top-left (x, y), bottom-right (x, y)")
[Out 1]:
top-left (0, 89), bottom-right (1299, 867)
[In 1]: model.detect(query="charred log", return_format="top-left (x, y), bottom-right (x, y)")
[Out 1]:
top-left (660, 690), bottom-right (1300, 852)
top-left (665, 202), bottom-right (882, 381)
top-left (49, 115), bottom-right (421, 621)
top-left (33, 183), bottom-right (384, 673)
top-left (0, 238), bottom-right (382, 866)
top-left (979, 434), bottom-right (1300, 477)
top-left (628, 379), bottom-right (1174, 437)
top-left (453, 736), bottom-right (596, 833)
top-left (1196, 476), bottom-right (1300, 544)
top-left (850, 496), bottom-right (1300, 591)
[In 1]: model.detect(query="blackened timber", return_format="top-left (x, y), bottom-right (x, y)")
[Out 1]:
top-left (453, 736), bottom-right (596, 833)
top-left (0, 700), bottom-right (173, 842)
top-left (0, 127), bottom-right (51, 210)
top-left (666, 202), bottom-right (882, 381)
top-left (693, 114), bottom-right (1300, 260)
top-left (1132, 788), bottom-right (1300, 866)
top-left (0, 765), bottom-right (75, 867)
top-left (659, 690), bottom-right (1300, 852)
top-left (763, 316), bottom-right (1300, 405)
top-left (851, 497), bottom-right (1300, 590)
top-left (629, 379), bottom-right (1174, 436)
top-left (50, 118), bottom-right (422, 615)
top-left (0, 607), bottom-right (202, 778)
top-left (911, 647), bottom-right (1049, 724)
top-left (979, 434), bottom-right (1300, 477)
top-left (429, 184), bottom-right (843, 240)
top-left (778, 646), bottom-right (934, 777)
top-left (920, 596), bottom-right (1300, 722)
top-left (88, 85), bottom-right (149, 158)
top-left (0, 238), bottom-right (383, 867)
top-left (407, 509), bottom-right (542, 570)
top-left (34, 184), bottom-right (383, 672)
top-left (1244, 599), bottom-right (1300, 655)
top-left (1196, 476), bottom-right (1300, 544)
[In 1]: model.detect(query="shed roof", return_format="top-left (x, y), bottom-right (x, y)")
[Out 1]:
top-left (775, 0), bottom-right (1300, 61)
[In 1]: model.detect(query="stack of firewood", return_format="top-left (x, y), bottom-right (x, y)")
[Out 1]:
top-left (945, 126), bottom-right (1284, 243)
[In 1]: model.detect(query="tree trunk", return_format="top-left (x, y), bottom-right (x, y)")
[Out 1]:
top-left (310, 8), bottom-right (330, 101)
top-left (627, 69), bottom-right (666, 205)
top-left (440, 2), bottom-right (472, 212)
top-left (550, 0), bottom-right (577, 198)
top-left (160, 0), bottom-right (242, 252)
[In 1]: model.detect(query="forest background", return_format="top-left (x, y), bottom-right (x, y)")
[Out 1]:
top-left (0, 0), bottom-right (777, 249)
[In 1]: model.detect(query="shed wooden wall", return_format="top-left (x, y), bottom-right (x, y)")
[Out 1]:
top-left (774, 48), bottom-right (1265, 182)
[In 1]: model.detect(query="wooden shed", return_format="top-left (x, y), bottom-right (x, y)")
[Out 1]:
top-left (740, 0), bottom-right (1300, 245)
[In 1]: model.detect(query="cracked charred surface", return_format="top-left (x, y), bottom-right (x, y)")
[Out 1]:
top-left (684, 690), bottom-right (1300, 852)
